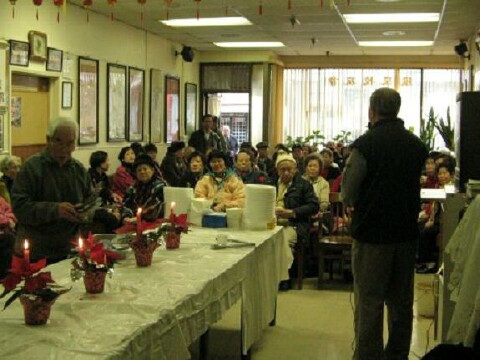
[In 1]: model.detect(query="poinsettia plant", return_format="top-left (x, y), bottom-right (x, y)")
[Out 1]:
top-left (0, 256), bottom-right (69, 310)
top-left (71, 232), bottom-right (122, 281)
top-left (155, 213), bottom-right (189, 237)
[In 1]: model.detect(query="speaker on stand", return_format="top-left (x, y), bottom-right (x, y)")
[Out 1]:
top-left (175, 46), bottom-right (194, 62)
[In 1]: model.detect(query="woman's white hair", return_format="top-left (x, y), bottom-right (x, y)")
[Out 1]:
top-left (46, 117), bottom-right (78, 138)
top-left (0, 155), bottom-right (21, 173)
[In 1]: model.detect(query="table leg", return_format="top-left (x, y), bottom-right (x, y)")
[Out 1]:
top-left (199, 329), bottom-right (209, 360)
top-left (318, 247), bottom-right (325, 289)
top-left (269, 296), bottom-right (277, 327)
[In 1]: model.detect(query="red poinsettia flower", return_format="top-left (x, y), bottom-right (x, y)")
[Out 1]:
top-left (73, 232), bottom-right (122, 270)
top-left (1, 257), bottom-right (48, 292)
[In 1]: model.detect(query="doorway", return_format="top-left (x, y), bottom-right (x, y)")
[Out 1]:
top-left (11, 74), bottom-right (50, 161)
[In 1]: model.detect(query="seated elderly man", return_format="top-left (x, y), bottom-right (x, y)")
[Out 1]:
top-left (12, 117), bottom-right (95, 264)
top-left (274, 152), bottom-right (319, 291)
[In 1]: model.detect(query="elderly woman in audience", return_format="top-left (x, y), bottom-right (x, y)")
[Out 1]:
top-left (195, 150), bottom-right (245, 212)
top-left (112, 146), bottom-right (136, 201)
top-left (0, 155), bottom-right (22, 202)
top-left (122, 154), bottom-right (167, 223)
top-left (417, 160), bottom-right (455, 273)
top-left (303, 154), bottom-right (330, 212)
top-left (235, 149), bottom-right (269, 185)
top-left (180, 151), bottom-right (207, 188)
top-left (420, 153), bottom-right (439, 188)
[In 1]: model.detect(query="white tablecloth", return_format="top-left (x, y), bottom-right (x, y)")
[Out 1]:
top-left (0, 226), bottom-right (290, 359)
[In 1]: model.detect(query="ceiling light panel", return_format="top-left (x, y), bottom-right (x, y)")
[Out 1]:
top-left (214, 42), bottom-right (285, 48)
top-left (161, 17), bottom-right (252, 27)
top-left (344, 13), bottom-right (440, 24)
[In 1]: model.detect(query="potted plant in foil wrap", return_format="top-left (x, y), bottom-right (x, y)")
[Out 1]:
top-left (0, 255), bottom-right (69, 325)
top-left (71, 233), bottom-right (121, 294)
top-left (155, 212), bottom-right (189, 250)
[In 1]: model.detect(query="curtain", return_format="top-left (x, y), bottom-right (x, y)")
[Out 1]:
top-left (283, 68), bottom-right (460, 145)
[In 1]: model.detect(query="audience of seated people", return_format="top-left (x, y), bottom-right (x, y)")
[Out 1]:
top-left (112, 146), bottom-right (136, 201)
top-left (122, 154), bottom-right (167, 223)
top-left (235, 149), bottom-right (270, 185)
top-left (417, 159), bottom-right (455, 273)
top-left (179, 151), bottom-right (207, 189)
top-left (319, 148), bottom-right (341, 184)
top-left (194, 150), bottom-right (245, 212)
top-left (160, 141), bottom-right (187, 187)
top-left (144, 143), bottom-right (165, 181)
top-left (0, 155), bottom-right (22, 203)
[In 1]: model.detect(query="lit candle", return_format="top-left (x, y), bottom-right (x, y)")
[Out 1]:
top-left (78, 237), bottom-right (85, 258)
top-left (170, 202), bottom-right (176, 229)
top-left (136, 207), bottom-right (142, 240)
top-left (23, 239), bottom-right (30, 265)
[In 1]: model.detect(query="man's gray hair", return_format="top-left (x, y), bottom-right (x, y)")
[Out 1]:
top-left (369, 87), bottom-right (401, 118)
top-left (46, 117), bottom-right (79, 138)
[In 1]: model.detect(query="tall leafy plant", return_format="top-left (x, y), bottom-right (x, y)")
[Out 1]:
top-left (420, 107), bottom-right (436, 152)
top-left (435, 106), bottom-right (455, 151)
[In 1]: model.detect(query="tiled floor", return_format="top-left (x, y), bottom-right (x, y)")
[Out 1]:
top-left (192, 274), bottom-right (436, 360)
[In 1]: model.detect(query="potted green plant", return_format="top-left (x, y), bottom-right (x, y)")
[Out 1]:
top-left (435, 106), bottom-right (455, 151)
top-left (420, 107), bottom-right (437, 152)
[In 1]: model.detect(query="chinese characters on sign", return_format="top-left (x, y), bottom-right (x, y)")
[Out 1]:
top-left (326, 76), bottom-right (412, 87)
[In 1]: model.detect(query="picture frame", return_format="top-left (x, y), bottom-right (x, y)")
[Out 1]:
top-left (46, 48), bottom-right (63, 72)
top-left (128, 67), bottom-right (145, 142)
top-left (78, 57), bottom-right (99, 145)
top-left (149, 69), bottom-right (163, 143)
top-left (107, 63), bottom-right (127, 142)
top-left (164, 75), bottom-right (180, 143)
top-left (28, 31), bottom-right (47, 62)
top-left (9, 40), bottom-right (30, 67)
top-left (61, 81), bottom-right (72, 109)
top-left (184, 83), bottom-right (197, 137)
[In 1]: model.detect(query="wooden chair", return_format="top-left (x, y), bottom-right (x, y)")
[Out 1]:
top-left (317, 192), bottom-right (354, 289)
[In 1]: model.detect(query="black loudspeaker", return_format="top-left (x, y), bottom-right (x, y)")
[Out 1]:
top-left (177, 46), bottom-right (194, 62)
top-left (454, 42), bottom-right (469, 58)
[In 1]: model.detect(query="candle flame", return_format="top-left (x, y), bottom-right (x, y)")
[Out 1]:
top-left (24, 239), bottom-right (29, 250)
top-left (137, 207), bottom-right (142, 215)
top-left (78, 237), bottom-right (84, 249)
top-left (171, 202), bottom-right (176, 209)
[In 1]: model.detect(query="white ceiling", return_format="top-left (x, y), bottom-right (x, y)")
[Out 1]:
top-left (68, 0), bottom-right (480, 57)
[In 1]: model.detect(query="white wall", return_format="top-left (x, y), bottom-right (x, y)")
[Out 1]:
top-left (0, 2), bottom-right (199, 172)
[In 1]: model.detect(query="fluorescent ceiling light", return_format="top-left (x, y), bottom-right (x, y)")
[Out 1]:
top-left (359, 41), bottom-right (434, 47)
top-left (161, 17), bottom-right (251, 27)
top-left (344, 13), bottom-right (439, 23)
top-left (214, 42), bottom-right (285, 48)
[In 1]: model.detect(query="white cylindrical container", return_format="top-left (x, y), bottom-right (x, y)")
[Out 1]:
top-left (226, 208), bottom-right (243, 229)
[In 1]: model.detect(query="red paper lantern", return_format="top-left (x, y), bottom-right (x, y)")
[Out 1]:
top-left (10, 0), bottom-right (16, 19)
top-left (138, 0), bottom-right (146, 21)
top-left (194, 0), bottom-right (201, 19)
top-left (33, 0), bottom-right (42, 20)
top-left (288, 0), bottom-right (292, 10)
top-left (53, 0), bottom-right (63, 23)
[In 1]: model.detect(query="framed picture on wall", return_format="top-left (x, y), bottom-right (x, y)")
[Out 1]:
top-left (28, 31), bottom-right (47, 62)
top-left (9, 40), bottom-right (30, 67)
top-left (128, 67), bottom-right (145, 142)
top-left (149, 69), bottom-right (163, 143)
top-left (164, 75), bottom-right (180, 143)
top-left (184, 83), bottom-right (197, 137)
top-left (46, 48), bottom-right (63, 72)
top-left (78, 57), bottom-right (99, 145)
top-left (61, 81), bottom-right (72, 109)
top-left (107, 63), bottom-right (127, 142)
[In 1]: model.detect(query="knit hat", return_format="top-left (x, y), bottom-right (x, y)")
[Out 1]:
top-left (275, 151), bottom-right (296, 168)
top-left (133, 154), bottom-right (156, 171)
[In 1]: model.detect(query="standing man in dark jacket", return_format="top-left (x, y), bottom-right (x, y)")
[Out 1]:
top-left (342, 88), bottom-right (427, 360)
top-left (188, 114), bottom-right (222, 155)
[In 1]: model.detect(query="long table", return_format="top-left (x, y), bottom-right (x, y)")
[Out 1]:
top-left (0, 226), bottom-right (291, 359)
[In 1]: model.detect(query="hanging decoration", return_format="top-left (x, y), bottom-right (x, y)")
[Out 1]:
top-left (54, 0), bottom-right (64, 23)
top-left (33, 0), bottom-right (43, 20)
top-left (138, 0), bottom-right (146, 22)
top-left (194, 0), bottom-right (201, 20)
top-left (10, 0), bottom-right (16, 19)
top-left (107, 0), bottom-right (116, 21)
top-left (164, 0), bottom-right (173, 20)
top-left (258, 0), bottom-right (263, 15)
top-left (288, 0), bottom-right (292, 11)
top-left (320, 0), bottom-right (324, 8)
top-left (83, 0), bottom-right (92, 22)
